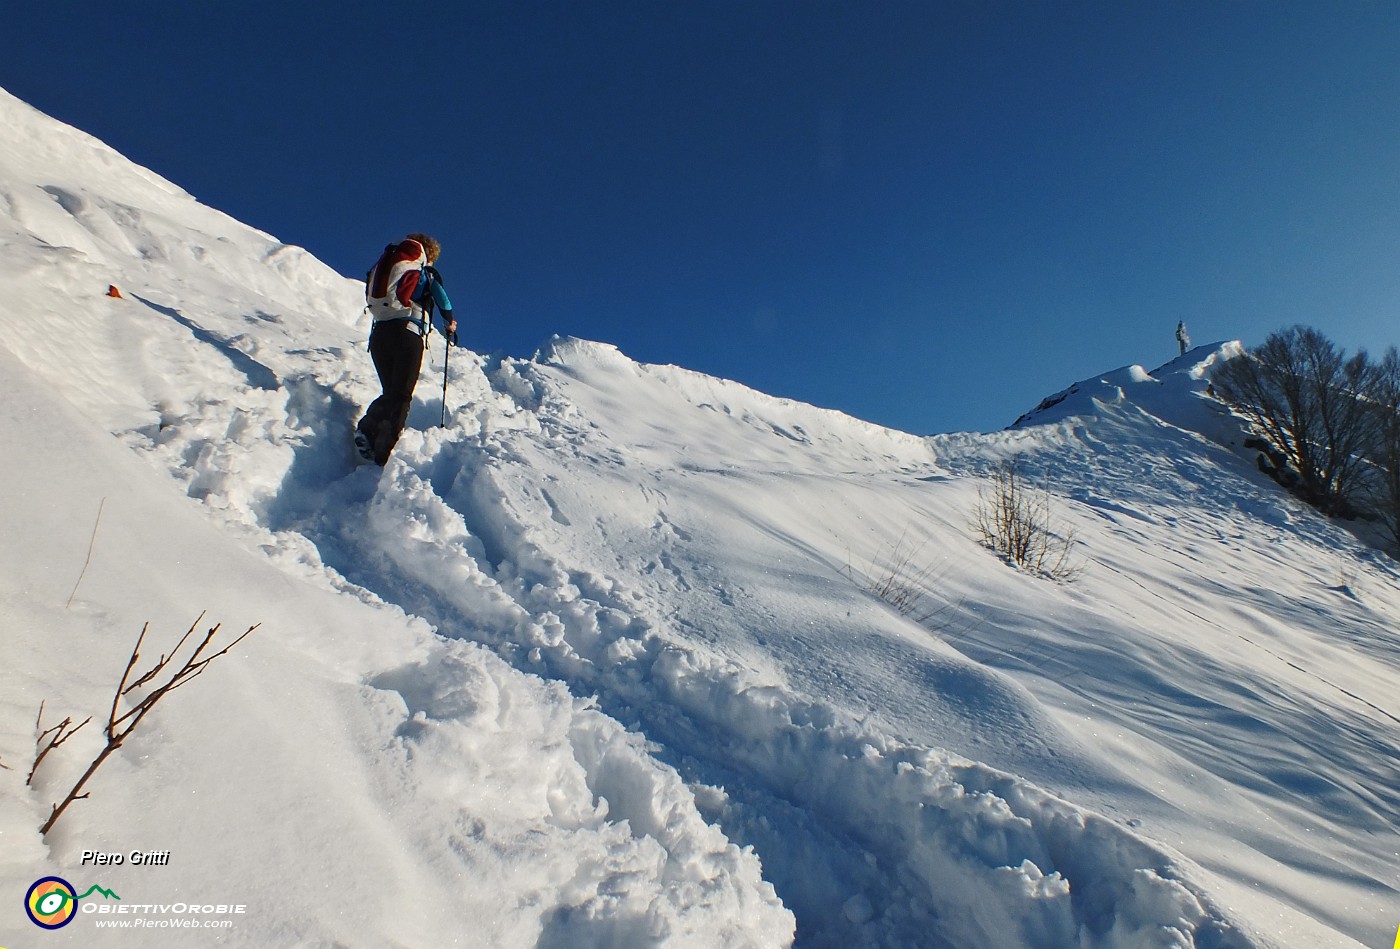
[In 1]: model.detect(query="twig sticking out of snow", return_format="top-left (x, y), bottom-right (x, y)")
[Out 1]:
top-left (65, 496), bottom-right (107, 609)
top-left (28, 700), bottom-right (91, 788)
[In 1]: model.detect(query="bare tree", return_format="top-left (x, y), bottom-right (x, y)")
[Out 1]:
top-left (1364, 347), bottom-right (1400, 550)
top-left (1214, 326), bottom-right (1376, 517)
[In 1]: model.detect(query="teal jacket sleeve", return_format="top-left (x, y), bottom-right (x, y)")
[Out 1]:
top-left (429, 279), bottom-right (453, 315)
top-left (413, 271), bottom-right (456, 334)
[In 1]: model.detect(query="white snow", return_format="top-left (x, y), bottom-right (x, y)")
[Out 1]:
top-left (1, 85), bottom-right (1396, 948)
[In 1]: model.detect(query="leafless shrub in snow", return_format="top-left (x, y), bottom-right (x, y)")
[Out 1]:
top-left (863, 535), bottom-right (944, 623)
top-left (974, 457), bottom-right (1084, 582)
top-left (848, 534), bottom-right (975, 641)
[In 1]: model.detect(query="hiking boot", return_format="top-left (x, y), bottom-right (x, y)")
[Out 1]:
top-left (353, 429), bottom-right (375, 463)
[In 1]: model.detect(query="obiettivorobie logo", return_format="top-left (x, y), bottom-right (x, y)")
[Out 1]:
top-left (22, 875), bottom-right (248, 933)
top-left (24, 876), bottom-right (121, 929)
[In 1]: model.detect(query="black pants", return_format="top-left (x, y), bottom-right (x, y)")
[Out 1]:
top-left (357, 320), bottom-right (425, 465)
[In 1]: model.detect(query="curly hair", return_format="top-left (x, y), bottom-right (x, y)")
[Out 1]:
top-left (405, 232), bottom-right (441, 263)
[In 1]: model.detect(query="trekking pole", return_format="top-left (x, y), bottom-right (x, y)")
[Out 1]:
top-left (417, 271), bottom-right (450, 429)
top-left (441, 331), bottom-right (450, 428)
top-left (419, 265), bottom-right (451, 429)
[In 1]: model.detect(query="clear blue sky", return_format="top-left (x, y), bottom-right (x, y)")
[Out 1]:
top-left (5, 2), bottom-right (1399, 434)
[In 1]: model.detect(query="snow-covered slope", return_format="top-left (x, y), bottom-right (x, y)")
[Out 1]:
top-left (2, 86), bottom-right (1396, 948)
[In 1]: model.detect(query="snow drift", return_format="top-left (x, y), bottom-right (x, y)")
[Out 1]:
top-left (2, 86), bottom-right (1396, 948)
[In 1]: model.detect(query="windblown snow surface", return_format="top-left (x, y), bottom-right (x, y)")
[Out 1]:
top-left (1, 87), bottom-right (1397, 948)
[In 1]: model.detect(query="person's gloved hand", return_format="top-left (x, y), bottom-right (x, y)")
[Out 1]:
top-left (444, 316), bottom-right (458, 346)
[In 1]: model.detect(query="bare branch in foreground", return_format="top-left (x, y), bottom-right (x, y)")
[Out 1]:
top-left (39, 616), bottom-right (257, 837)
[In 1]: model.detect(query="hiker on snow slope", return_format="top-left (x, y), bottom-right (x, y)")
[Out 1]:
top-left (355, 233), bottom-right (457, 466)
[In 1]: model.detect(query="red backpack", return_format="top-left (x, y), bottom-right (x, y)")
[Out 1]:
top-left (365, 239), bottom-right (427, 323)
